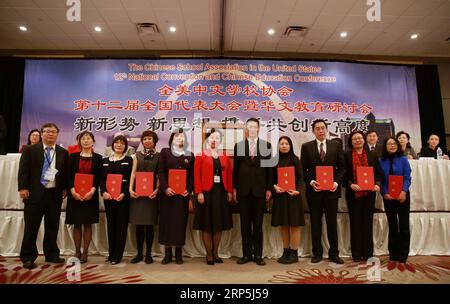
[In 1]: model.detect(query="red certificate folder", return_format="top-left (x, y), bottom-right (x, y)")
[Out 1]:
top-left (278, 166), bottom-right (296, 191)
top-left (106, 174), bottom-right (122, 200)
top-left (135, 172), bottom-right (154, 196)
top-left (356, 166), bottom-right (375, 191)
top-left (169, 169), bottom-right (187, 195)
top-left (74, 173), bottom-right (93, 197)
top-left (316, 166), bottom-right (334, 190)
top-left (388, 175), bottom-right (403, 199)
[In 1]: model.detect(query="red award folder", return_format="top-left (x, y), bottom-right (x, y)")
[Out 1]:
top-left (388, 175), bottom-right (403, 199)
top-left (356, 166), bottom-right (375, 191)
top-left (135, 172), bottom-right (154, 196)
top-left (316, 166), bottom-right (334, 190)
top-left (106, 174), bottom-right (122, 200)
top-left (278, 166), bottom-right (296, 191)
top-left (74, 173), bottom-right (93, 197)
top-left (169, 169), bottom-right (187, 195)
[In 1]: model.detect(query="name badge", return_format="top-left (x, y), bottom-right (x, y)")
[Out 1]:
top-left (214, 175), bottom-right (221, 183)
top-left (44, 168), bottom-right (58, 182)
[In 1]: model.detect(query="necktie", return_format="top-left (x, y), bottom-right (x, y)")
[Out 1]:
top-left (250, 140), bottom-right (255, 159)
top-left (41, 147), bottom-right (52, 186)
top-left (319, 142), bottom-right (325, 162)
top-left (370, 146), bottom-right (374, 151)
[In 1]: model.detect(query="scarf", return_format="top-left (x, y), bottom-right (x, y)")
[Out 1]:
top-left (352, 149), bottom-right (368, 199)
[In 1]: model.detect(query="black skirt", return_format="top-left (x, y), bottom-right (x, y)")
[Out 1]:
top-left (271, 192), bottom-right (305, 227)
top-left (193, 182), bottom-right (233, 233)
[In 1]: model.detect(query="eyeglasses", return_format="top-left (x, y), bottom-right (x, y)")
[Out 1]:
top-left (43, 130), bottom-right (58, 134)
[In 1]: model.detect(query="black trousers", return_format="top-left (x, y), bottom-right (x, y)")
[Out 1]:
top-left (104, 199), bottom-right (129, 262)
top-left (238, 193), bottom-right (265, 258)
top-left (383, 193), bottom-right (410, 262)
top-left (307, 195), bottom-right (339, 258)
top-left (20, 189), bottom-right (62, 262)
top-left (347, 192), bottom-right (376, 259)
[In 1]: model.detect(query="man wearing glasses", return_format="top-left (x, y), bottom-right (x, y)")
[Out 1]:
top-left (18, 123), bottom-right (69, 269)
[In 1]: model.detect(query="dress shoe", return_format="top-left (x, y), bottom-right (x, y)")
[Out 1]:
top-left (80, 253), bottom-right (88, 264)
top-left (254, 257), bottom-right (266, 266)
top-left (175, 247), bottom-right (183, 264)
top-left (45, 257), bottom-right (65, 264)
top-left (237, 256), bottom-right (252, 264)
top-left (206, 257), bottom-right (215, 265)
top-left (23, 261), bottom-right (37, 270)
top-left (214, 257), bottom-right (223, 263)
top-left (145, 255), bottom-right (153, 264)
top-left (310, 256), bottom-right (322, 263)
top-left (130, 254), bottom-right (143, 264)
top-left (330, 256), bottom-right (344, 264)
top-left (353, 257), bottom-right (363, 262)
top-left (111, 260), bottom-right (121, 265)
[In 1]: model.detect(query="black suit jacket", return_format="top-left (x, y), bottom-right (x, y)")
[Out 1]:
top-left (365, 143), bottom-right (382, 158)
top-left (343, 150), bottom-right (384, 202)
top-left (300, 139), bottom-right (345, 199)
top-left (18, 143), bottom-right (69, 204)
top-left (233, 138), bottom-right (273, 198)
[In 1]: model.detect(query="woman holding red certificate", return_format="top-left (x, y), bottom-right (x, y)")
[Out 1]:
top-left (193, 129), bottom-right (233, 265)
top-left (100, 135), bottom-right (133, 265)
top-left (158, 129), bottom-right (194, 264)
top-left (344, 131), bottom-right (383, 262)
top-left (128, 130), bottom-right (160, 264)
top-left (379, 136), bottom-right (412, 271)
top-left (272, 136), bottom-right (304, 264)
top-left (66, 131), bottom-right (102, 263)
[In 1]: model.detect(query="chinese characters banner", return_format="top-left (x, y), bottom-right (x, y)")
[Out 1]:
top-left (21, 59), bottom-right (420, 155)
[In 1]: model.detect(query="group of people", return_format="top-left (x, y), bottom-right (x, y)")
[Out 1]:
top-left (16, 119), bottom-right (447, 271)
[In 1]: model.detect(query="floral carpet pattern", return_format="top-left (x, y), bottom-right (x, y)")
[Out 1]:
top-left (0, 255), bottom-right (448, 284)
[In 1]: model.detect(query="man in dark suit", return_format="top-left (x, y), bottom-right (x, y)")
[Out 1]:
top-left (18, 123), bottom-right (69, 269)
top-left (233, 118), bottom-right (273, 266)
top-left (366, 130), bottom-right (382, 157)
top-left (301, 119), bottom-right (345, 264)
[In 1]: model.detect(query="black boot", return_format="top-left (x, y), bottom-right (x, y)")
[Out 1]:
top-left (161, 247), bottom-right (172, 265)
top-left (175, 247), bottom-right (183, 264)
top-left (130, 252), bottom-right (143, 264)
top-left (282, 248), bottom-right (299, 264)
top-left (277, 248), bottom-right (290, 264)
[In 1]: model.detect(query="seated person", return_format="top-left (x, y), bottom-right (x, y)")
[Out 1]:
top-left (419, 134), bottom-right (449, 160)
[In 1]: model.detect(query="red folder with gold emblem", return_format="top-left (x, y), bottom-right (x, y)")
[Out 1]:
top-left (278, 166), bottom-right (296, 191)
top-left (135, 172), bottom-right (154, 196)
top-left (388, 175), bottom-right (403, 199)
top-left (106, 174), bottom-right (122, 200)
top-left (316, 166), bottom-right (334, 190)
top-left (356, 166), bottom-right (375, 191)
top-left (169, 169), bottom-right (186, 195)
top-left (74, 173), bottom-right (93, 197)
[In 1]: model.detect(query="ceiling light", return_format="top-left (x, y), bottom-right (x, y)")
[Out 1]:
top-left (19, 26), bottom-right (27, 32)
top-left (340, 32), bottom-right (347, 38)
top-left (267, 28), bottom-right (275, 35)
top-left (410, 34), bottom-right (418, 39)
top-left (169, 26), bottom-right (176, 32)
top-left (94, 26), bottom-right (102, 32)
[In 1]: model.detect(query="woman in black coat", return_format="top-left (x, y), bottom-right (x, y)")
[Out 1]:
top-left (100, 135), bottom-right (133, 265)
top-left (66, 131), bottom-right (102, 263)
top-left (344, 131), bottom-right (383, 262)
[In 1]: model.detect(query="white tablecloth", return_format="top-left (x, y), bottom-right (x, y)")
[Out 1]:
top-left (1, 211), bottom-right (449, 257)
top-left (2, 155), bottom-right (449, 211)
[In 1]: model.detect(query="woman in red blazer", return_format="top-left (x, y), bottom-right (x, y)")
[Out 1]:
top-left (193, 129), bottom-right (233, 265)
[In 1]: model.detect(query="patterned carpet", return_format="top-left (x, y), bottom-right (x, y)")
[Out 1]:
top-left (1, 255), bottom-right (449, 284)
